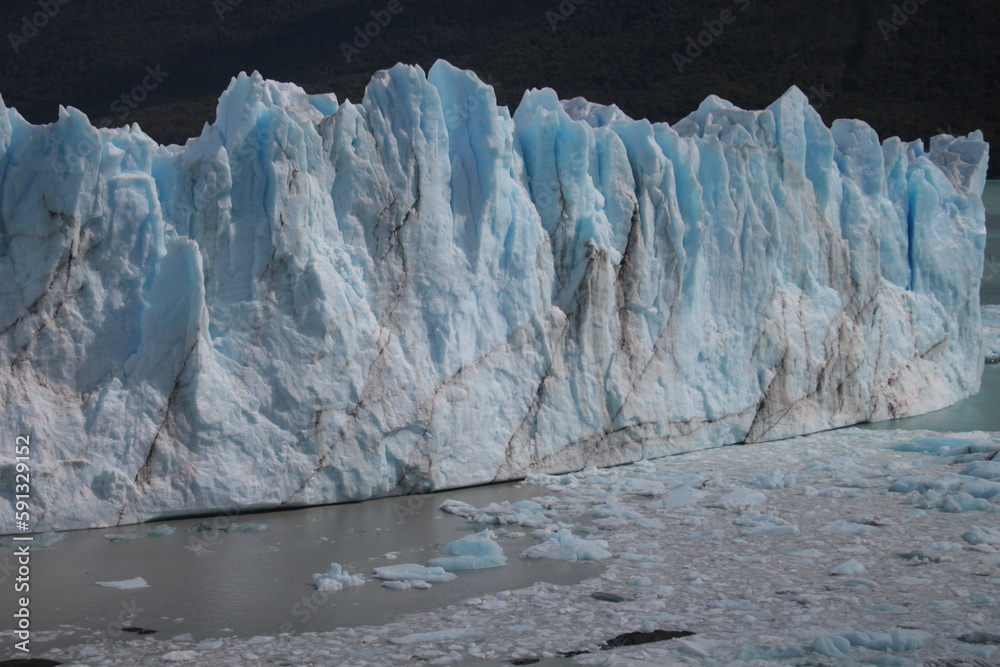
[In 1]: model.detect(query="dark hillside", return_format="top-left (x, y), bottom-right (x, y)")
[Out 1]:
top-left (1, 0), bottom-right (996, 175)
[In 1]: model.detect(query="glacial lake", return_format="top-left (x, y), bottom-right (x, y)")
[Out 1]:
top-left (2, 183), bottom-right (998, 657)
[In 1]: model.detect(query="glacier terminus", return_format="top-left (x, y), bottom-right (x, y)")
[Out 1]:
top-left (0, 60), bottom-right (989, 532)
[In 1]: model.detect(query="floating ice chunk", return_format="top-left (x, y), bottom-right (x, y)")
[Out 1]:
top-left (246, 636), bottom-right (273, 644)
top-left (755, 470), bottom-right (797, 489)
top-left (439, 499), bottom-right (549, 527)
top-left (655, 485), bottom-right (706, 508)
top-left (820, 520), bottom-right (879, 535)
top-left (95, 577), bottom-right (149, 589)
top-left (593, 516), bottom-right (630, 530)
top-left (958, 642), bottom-right (999, 659)
top-left (842, 631), bottom-right (893, 649)
top-left (311, 563), bottom-right (366, 591)
top-left (889, 628), bottom-right (932, 650)
top-left (147, 524), bottom-right (174, 537)
top-left (961, 461), bottom-right (1000, 481)
top-left (889, 438), bottom-right (975, 454)
top-left (188, 521), bottom-right (268, 533)
top-left (520, 529), bottom-right (612, 561)
top-left (427, 530), bottom-right (507, 570)
top-left (510, 500), bottom-right (546, 512)
top-left (373, 564), bottom-right (457, 583)
top-left (968, 593), bottom-right (1000, 606)
top-left (963, 525), bottom-right (1000, 545)
top-left (382, 580), bottom-right (432, 590)
top-left (940, 492), bottom-right (994, 513)
top-left (389, 628), bottom-right (481, 644)
top-left (104, 533), bottom-right (145, 542)
top-left (676, 637), bottom-right (713, 657)
top-left (708, 488), bottom-right (767, 510)
top-left (592, 504), bottom-right (642, 519)
top-left (814, 635), bottom-right (852, 658)
top-left (734, 510), bottom-right (797, 534)
top-left (830, 560), bottom-right (867, 576)
top-left (656, 474), bottom-right (708, 487)
top-left (958, 629), bottom-right (1000, 645)
top-left (228, 522), bottom-right (268, 533)
top-left (161, 650), bottom-right (200, 662)
top-left (621, 479), bottom-right (666, 496)
top-left (440, 499), bottom-right (477, 517)
top-left (841, 628), bottom-right (931, 652)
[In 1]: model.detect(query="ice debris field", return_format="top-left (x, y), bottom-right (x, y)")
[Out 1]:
top-left (9, 427), bottom-right (1000, 666)
top-left (0, 59), bottom-right (990, 533)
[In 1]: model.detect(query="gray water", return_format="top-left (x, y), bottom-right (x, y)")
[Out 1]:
top-left (0, 480), bottom-right (605, 653)
top-left (4, 183), bottom-right (999, 659)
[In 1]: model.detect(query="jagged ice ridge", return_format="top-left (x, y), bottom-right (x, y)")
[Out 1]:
top-left (0, 60), bottom-right (989, 532)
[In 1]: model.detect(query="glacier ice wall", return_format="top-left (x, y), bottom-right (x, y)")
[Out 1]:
top-left (0, 61), bottom-right (989, 532)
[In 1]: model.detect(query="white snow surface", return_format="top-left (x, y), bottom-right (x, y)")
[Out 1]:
top-left (0, 60), bottom-right (990, 533)
top-left (21, 428), bottom-right (1000, 665)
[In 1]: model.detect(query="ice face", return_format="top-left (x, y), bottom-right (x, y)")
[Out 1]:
top-left (0, 60), bottom-right (989, 532)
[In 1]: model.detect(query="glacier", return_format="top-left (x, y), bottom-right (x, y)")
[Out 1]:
top-left (0, 60), bottom-right (989, 533)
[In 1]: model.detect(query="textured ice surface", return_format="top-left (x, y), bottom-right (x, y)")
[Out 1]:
top-left (0, 60), bottom-right (989, 532)
top-left (985, 305), bottom-right (1000, 362)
